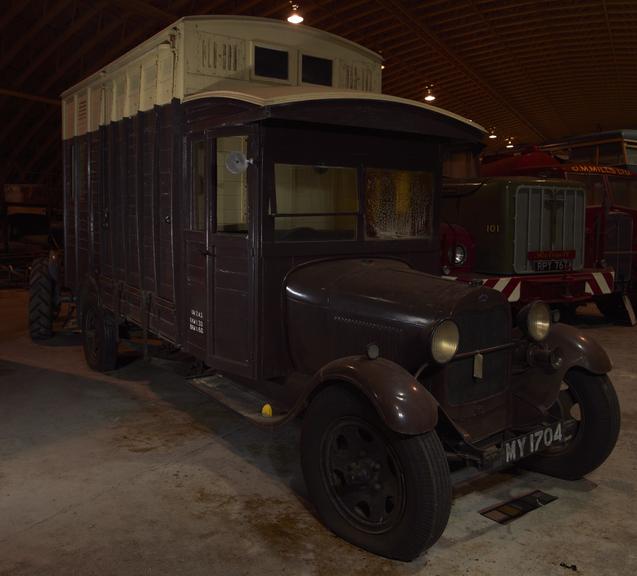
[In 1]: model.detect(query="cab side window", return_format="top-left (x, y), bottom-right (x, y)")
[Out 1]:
top-left (216, 136), bottom-right (249, 233)
top-left (191, 140), bottom-right (206, 231)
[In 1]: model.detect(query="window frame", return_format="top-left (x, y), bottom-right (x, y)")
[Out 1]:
top-left (299, 52), bottom-right (334, 87)
top-left (251, 42), bottom-right (294, 85)
top-left (270, 161), bottom-right (360, 242)
top-left (188, 136), bottom-right (209, 233)
top-left (215, 134), bottom-right (251, 235)
top-left (363, 166), bottom-right (435, 241)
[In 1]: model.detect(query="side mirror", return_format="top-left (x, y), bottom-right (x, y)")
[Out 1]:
top-left (225, 151), bottom-right (254, 175)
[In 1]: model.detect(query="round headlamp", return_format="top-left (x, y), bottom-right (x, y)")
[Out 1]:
top-left (453, 244), bottom-right (467, 266)
top-left (517, 301), bottom-right (551, 342)
top-left (430, 320), bottom-right (460, 364)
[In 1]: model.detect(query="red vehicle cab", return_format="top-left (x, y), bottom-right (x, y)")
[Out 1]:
top-left (482, 136), bottom-right (637, 324)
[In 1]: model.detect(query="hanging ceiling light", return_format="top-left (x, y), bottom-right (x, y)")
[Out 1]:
top-left (506, 137), bottom-right (514, 149)
top-left (287, 3), bottom-right (304, 24)
top-left (488, 127), bottom-right (497, 139)
top-left (424, 85), bottom-right (436, 102)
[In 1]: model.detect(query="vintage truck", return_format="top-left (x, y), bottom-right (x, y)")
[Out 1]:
top-left (482, 140), bottom-right (637, 324)
top-left (440, 176), bottom-right (615, 318)
top-left (29, 16), bottom-right (620, 561)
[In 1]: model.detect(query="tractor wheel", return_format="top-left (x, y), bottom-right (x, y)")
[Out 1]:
top-left (28, 257), bottom-right (55, 340)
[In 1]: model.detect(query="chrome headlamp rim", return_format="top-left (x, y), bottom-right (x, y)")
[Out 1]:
top-left (517, 301), bottom-right (552, 342)
top-left (430, 319), bottom-right (460, 364)
top-left (453, 244), bottom-right (467, 266)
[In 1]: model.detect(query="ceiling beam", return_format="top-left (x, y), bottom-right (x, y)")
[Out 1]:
top-left (374, 0), bottom-right (546, 141)
top-left (110, 0), bottom-right (177, 26)
top-left (9, 2), bottom-right (106, 90)
top-left (0, 0), bottom-right (32, 32)
top-left (0, 88), bottom-right (60, 106)
top-left (0, 0), bottom-right (72, 72)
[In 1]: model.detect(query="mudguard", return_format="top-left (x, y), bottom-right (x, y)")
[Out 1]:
top-left (309, 355), bottom-right (438, 435)
top-left (512, 323), bottom-right (612, 427)
top-left (546, 323), bottom-right (612, 376)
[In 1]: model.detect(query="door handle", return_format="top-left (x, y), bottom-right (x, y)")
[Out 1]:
top-left (201, 249), bottom-right (212, 257)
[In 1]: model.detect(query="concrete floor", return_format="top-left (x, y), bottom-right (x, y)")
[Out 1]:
top-left (0, 288), bottom-right (635, 576)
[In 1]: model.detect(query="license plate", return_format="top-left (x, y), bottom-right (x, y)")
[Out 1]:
top-left (533, 260), bottom-right (572, 272)
top-left (503, 422), bottom-right (564, 464)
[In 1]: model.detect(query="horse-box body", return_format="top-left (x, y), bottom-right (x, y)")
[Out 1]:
top-left (33, 15), bottom-right (620, 561)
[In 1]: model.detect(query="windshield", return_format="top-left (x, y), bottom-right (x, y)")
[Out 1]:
top-left (365, 168), bottom-right (433, 239)
top-left (564, 173), bottom-right (606, 204)
top-left (609, 177), bottom-right (637, 209)
top-left (271, 164), bottom-right (434, 242)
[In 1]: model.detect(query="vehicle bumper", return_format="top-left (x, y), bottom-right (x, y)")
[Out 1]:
top-left (443, 268), bottom-right (615, 303)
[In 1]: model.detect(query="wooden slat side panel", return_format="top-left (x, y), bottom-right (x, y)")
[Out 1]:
top-left (141, 110), bottom-right (157, 291)
top-left (125, 118), bottom-right (140, 288)
top-left (63, 139), bottom-right (76, 291)
top-left (100, 126), bottom-right (114, 279)
top-left (89, 131), bottom-right (101, 273)
top-left (77, 134), bottom-right (90, 282)
top-left (158, 105), bottom-right (176, 303)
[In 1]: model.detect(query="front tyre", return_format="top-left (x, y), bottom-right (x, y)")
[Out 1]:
top-left (301, 386), bottom-right (451, 561)
top-left (523, 370), bottom-right (620, 480)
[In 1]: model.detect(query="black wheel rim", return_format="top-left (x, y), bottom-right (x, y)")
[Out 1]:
top-left (321, 417), bottom-right (406, 534)
top-left (545, 379), bottom-right (583, 455)
top-left (84, 307), bottom-right (100, 363)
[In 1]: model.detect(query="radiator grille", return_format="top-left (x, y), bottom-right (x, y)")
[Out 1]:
top-left (514, 185), bottom-right (585, 273)
top-left (446, 304), bottom-right (510, 405)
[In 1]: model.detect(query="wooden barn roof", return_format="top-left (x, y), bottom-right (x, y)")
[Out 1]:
top-left (1, 0), bottom-right (636, 185)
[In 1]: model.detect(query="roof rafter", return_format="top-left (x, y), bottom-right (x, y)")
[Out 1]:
top-left (374, 0), bottom-right (546, 141)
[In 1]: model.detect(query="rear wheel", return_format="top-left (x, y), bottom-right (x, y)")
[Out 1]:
top-left (28, 257), bottom-right (54, 340)
top-left (301, 386), bottom-right (451, 561)
top-left (81, 297), bottom-right (118, 372)
top-left (523, 370), bottom-right (620, 480)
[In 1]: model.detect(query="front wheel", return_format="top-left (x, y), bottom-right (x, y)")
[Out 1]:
top-left (301, 386), bottom-right (451, 561)
top-left (523, 370), bottom-right (620, 480)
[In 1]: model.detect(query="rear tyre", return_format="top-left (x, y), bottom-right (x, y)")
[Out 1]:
top-left (301, 385), bottom-right (451, 561)
top-left (81, 297), bottom-right (118, 372)
top-left (28, 257), bottom-right (54, 340)
top-left (522, 370), bottom-right (620, 480)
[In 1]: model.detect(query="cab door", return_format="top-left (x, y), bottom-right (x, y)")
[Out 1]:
top-left (208, 132), bottom-right (255, 379)
top-left (183, 131), bottom-right (256, 378)
top-left (183, 136), bottom-right (209, 360)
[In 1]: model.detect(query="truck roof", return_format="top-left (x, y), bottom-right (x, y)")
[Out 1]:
top-left (183, 82), bottom-right (485, 132)
top-left (60, 15), bottom-right (483, 141)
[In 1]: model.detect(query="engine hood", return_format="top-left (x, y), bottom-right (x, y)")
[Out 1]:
top-left (285, 258), bottom-right (504, 329)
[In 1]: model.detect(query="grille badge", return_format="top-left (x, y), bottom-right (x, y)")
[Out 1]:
top-left (473, 353), bottom-right (484, 379)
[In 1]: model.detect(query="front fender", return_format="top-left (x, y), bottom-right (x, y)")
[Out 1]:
top-left (546, 323), bottom-right (612, 375)
top-left (310, 356), bottom-right (438, 435)
top-left (512, 323), bottom-right (612, 427)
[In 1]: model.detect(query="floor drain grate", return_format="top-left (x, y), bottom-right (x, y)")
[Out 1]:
top-left (480, 490), bottom-right (557, 524)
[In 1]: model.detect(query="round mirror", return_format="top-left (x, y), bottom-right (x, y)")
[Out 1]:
top-left (225, 151), bottom-right (252, 175)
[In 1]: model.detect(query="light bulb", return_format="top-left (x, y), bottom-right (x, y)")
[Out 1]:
top-left (287, 4), bottom-right (303, 24)
top-left (489, 133), bottom-right (497, 139)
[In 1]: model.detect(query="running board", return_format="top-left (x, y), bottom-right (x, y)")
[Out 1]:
top-left (190, 374), bottom-right (290, 427)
